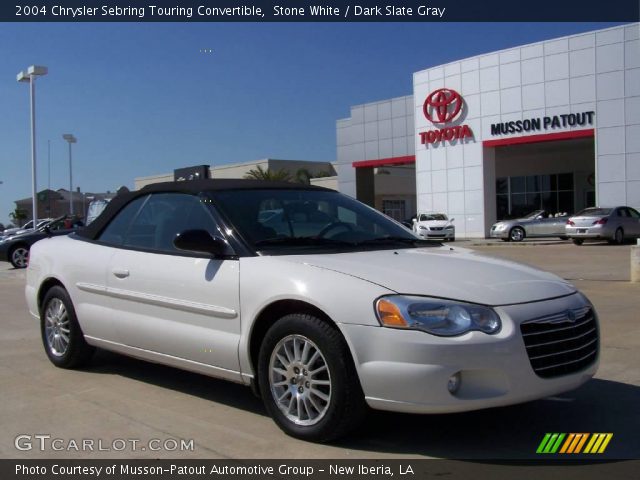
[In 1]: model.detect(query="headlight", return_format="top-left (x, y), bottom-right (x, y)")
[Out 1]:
top-left (445, 225), bottom-right (454, 230)
top-left (493, 223), bottom-right (506, 231)
top-left (375, 295), bottom-right (501, 336)
top-left (419, 226), bottom-right (427, 230)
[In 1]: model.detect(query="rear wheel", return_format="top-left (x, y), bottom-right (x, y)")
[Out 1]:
top-left (9, 245), bottom-right (29, 269)
top-left (509, 227), bottom-right (525, 242)
top-left (611, 228), bottom-right (624, 245)
top-left (258, 313), bottom-right (366, 442)
top-left (41, 286), bottom-right (94, 369)
top-left (572, 238), bottom-right (584, 245)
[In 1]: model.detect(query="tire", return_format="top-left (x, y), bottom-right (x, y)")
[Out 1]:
top-left (612, 228), bottom-right (624, 245)
top-left (9, 245), bottom-right (29, 269)
top-left (41, 286), bottom-right (94, 369)
top-left (572, 238), bottom-right (584, 245)
top-left (257, 313), bottom-right (366, 442)
top-left (509, 227), bottom-right (525, 242)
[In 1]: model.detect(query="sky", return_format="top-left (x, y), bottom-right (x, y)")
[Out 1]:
top-left (0, 21), bottom-right (627, 225)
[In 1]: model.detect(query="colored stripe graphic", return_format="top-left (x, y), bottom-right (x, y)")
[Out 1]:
top-left (537, 433), bottom-right (613, 454)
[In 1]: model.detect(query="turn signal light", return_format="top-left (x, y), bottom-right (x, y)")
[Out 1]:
top-left (376, 299), bottom-right (408, 327)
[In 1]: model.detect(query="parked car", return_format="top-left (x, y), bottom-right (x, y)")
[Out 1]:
top-left (0, 218), bottom-right (52, 240)
top-left (490, 210), bottom-right (569, 242)
top-left (566, 206), bottom-right (640, 245)
top-left (413, 212), bottom-right (455, 241)
top-left (26, 180), bottom-right (599, 441)
top-left (0, 216), bottom-right (79, 268)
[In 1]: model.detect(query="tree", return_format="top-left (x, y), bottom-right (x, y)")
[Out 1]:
top-left (295, 168), bottom-right (312, 185)
top-left (9, 208), bottom-right (28, 227)
top-left (243, 165), bottom-right (292, 182)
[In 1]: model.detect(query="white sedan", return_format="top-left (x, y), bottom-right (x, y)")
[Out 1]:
top-left (413, 212), bottom-right (455, 241)
top-left (26, 180), bottom-right (599, 442)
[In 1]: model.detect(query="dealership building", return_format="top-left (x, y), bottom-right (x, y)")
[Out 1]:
top-left (336, 23), bottom-right (640, 238)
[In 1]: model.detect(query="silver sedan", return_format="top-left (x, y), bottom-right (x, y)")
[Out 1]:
top-left (566, 206), bottom-right (640, 245)
top-left (490, 210), bottom-right (569, 242)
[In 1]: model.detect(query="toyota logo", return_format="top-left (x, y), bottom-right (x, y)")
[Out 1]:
top-left (423, 88), bottom-right (463, 124)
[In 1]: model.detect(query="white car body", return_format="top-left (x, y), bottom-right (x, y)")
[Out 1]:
top-left (26, 235), bottom-right (597, 411)
top-left (413, 212), bottom-right (455, 241)
top-left (24, 181), bottom-right (599, 440)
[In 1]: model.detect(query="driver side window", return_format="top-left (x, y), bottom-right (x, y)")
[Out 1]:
top-left (98, 193), bottom-right (221, 253)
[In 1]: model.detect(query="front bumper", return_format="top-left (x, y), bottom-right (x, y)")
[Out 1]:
top-left (0, 243), bottom-right (11, 262)
top-left (417, 229), bottom-right (455, 240)
top-left (489, 228), bottom-right (509, 239)
top-left (340, 292), bottom-right (598, 414)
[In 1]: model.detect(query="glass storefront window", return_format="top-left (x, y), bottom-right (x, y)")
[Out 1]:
top-left (511, 176), bottom-right (526, 193)
top-left (496, 173), bottom-right (574, 220)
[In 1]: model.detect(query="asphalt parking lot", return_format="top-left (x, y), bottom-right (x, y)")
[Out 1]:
top-left (0, 241), bottom-right (638, 459)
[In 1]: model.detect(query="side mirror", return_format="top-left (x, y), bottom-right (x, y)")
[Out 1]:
top-left (174, 229), bottom-right (234, 257)
top-left (450, 218), bottom-right (455, 222)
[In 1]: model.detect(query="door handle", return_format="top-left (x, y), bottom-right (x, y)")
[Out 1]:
top-left (112, 268), bottom-right (130, 278)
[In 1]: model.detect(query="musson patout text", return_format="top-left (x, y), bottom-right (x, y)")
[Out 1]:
top-left (16, 463), bottom-right (415, 476)
top-left (15, 4), bottom-right (445, 18)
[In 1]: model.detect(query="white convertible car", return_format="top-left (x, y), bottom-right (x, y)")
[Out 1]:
top-left (25, 180), bottom-right (599, 441)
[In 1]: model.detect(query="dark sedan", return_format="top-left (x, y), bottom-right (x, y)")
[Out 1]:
top-left (0, 217), bottom-right (80, 268)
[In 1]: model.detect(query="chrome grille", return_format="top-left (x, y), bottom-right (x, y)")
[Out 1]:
top-left (520, 306), bottom-right (598, 378)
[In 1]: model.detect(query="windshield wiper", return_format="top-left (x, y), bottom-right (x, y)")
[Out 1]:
top-left (254, 236), bottom-right (354, 248)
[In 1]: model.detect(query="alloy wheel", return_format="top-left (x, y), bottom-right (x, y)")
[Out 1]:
top-left (510, 227), bottom-right (525, 242)
top-left (44, 298), bottom-right (71, 357)
top-left (11, 247), bottom-right (29, 268)
top-left (268, 334), bottom-right (332, 426)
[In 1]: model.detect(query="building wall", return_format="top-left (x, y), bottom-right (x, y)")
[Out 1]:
top-left (134, 159), bottom-right (335, 190)
top-left (413, 23), bottom-right (640, 237)
top-left (336, 96), bottom-right (415, 197)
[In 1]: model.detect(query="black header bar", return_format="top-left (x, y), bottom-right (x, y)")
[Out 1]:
top-left (4, 1), bottom-right (640, 22)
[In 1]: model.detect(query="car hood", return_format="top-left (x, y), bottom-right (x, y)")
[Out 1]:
top-left (278, 247), bottom-right (575, 306)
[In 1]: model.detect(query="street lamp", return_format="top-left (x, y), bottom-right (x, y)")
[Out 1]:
top-left (17, 65), bottom-right (48, 230)
top-left (62, 133), bottom-right (77, 215)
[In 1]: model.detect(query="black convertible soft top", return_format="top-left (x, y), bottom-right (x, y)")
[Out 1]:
top-left (77, 179), bottom-right (331, 241)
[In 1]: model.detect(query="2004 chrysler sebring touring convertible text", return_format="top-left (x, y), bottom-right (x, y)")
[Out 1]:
top-left (25, 180), bottom-right (599, 441)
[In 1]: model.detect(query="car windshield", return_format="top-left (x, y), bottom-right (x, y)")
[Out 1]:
top-left (523, 210), bottom-right (546, 219)
top-left (419, 213), bottom-right (447, 221)
top-left (574, 208), bottom-right (612, 217)
top-left (211, 188), bottom-right (436, 253)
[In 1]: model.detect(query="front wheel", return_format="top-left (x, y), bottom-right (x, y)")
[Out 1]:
top-left (258, 313), bottom-right (366, 442)
top-left (509, 227), bottom-right (525, 242)
top-left (41, 286), bottom-right (94, 369)
top-left (9, 245), bottom-right (29, 269)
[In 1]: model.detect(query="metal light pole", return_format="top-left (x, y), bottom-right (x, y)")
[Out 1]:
top-left (17, 65), bottom-right (48, 230)
top-left (62, 134), bottom-right (77, 215)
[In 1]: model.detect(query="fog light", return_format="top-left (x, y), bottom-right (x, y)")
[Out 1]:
top-left (447, 372), bottom-right (461, 394)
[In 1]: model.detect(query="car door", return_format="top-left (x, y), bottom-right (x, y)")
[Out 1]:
top-left (99, 192), bottom-right (241, 375)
